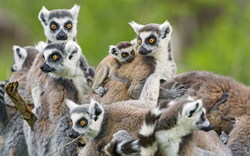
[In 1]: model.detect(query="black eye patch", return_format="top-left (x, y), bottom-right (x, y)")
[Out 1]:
top-left (77, 117), bottom-right (88, 127)
top-left (121, 52), bottom-right (129, 58)
top-left (49, 52), bottom-right (62, 62)
top-left (64, 21), bottom-right (73, 30)
top-left (50, 21), bottom-right (59, 31)
top-left (146, 35), bottom-right (157, 45)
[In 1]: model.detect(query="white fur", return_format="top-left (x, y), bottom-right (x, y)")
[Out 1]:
top-left (12, 45), bottom-right (27, 71)
top-left (182, 99), bottom-right (203, 117)
top-left (129, 21), bottom-right (144, 34)
top-left (35, 41), bottom-right (47, 53)
top-left (140, 122), bottom-right (157, 137)
top-left (109, 45), bottom-right (135, 63)
top-left (86, 100), bottom-right (104, 138)
top-left (38, 6), bottom-right (49, 26)
top-left (130, 38), bottom-right (137, 48)
top-left (116, 141), bottom-right (126, 154)
top-left (69, 4), bottom-right (80, 20)
top-left (140, 142), bottom-right (158, 156)
top-left (65, 99), bottom-right (78, 112)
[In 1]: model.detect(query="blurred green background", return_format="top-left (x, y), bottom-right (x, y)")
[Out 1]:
top-left (0, 0), bottom-right (250, 84)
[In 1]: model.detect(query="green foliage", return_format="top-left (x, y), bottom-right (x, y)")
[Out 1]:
top-left (0, 0), bottom-right (250, 85)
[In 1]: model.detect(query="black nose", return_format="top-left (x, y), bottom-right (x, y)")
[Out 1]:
top-left (68, 129), bottom-right (80, 138)
top-left (201, 124), bottom-right (214, 132)
top-left (56, 30), bottom-right (68, 40)
top-left (11, 66), bottom-right (16, 72)
top-left (138, 47), bottom-right (152, 55)
top-left (40, 63), bottom-right (54, 73)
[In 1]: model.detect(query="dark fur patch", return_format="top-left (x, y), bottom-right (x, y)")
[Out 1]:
top-left (40, 13), bottom-right (47, 25)
top-left (168, 41), bottom-right (172, 61)
top-left (69, 50), bottom-right (77, 60)
top-left (22, 47), bottom-right (39, 69)
top-left (178, 133), bottom-right (193, 155)
top-left (159, 99), bottom-right (172, 110)
top-left (162, 26), bottom-right (170, 39)
top-left (139, 24), bottom-right (160, 33)
top-left (142, 55), bottom-right (156, 74)
top-left (0, 83), bottom-right (7, 124)
top-left (122, 140), bottom-right (140, 154)
top-left (49, 10), bottom-right (73, 20)
top-left (116, 42), bottom-right (132, 50)
top-left (45, 41), bottom-right (67, 53)
top-left (138, 133), bottom-right (156, 148)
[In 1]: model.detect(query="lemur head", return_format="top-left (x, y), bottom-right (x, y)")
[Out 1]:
top-left (65, 99), bottom-right (104, 139)
top-left (109, 39), bottom-right (137, 63)
top-left (38, 5), bottom-right (80, 42)
top-left (129, 20), bottom-right (172, 56)
top-left (40, 41), bottom-right (81, 78)
top-left (156, 96), bottom-right (214, 133)
top-left (11, 45), bottom-right (39, 72)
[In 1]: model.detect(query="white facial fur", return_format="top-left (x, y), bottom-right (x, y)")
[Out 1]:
top-left (66, 99), bottom-right (104, 139)
top-left (43, 41), bottom-right (81, 78)
top-left (12, 45), bottom-right (27, 71)
top-left (38, 5), bottom-right (80, 42)
top-left (109, 44), bottom-right (136, 63)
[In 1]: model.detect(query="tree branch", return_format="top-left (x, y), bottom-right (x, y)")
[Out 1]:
top-left (4, 81), bottom-right (37, 130)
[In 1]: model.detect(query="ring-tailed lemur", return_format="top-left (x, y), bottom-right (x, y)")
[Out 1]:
top-left (38, 4), bottom-right (80, 43)
top-left (91, 39), bottom-right (137, 96)
top-left (30, 41), bottom-right (93, 156)
top-left (0, 45), bottom-right (39, 156)
top-left (82, 21), bottom-right (185, 105)
top-left (66, 73), bottom-right (167, 155)
top-left (138, 96), bottom-right (232, 156)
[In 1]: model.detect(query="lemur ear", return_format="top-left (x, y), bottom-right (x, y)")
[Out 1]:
top-left (88, 99), bottom-right (103, 121)
top-left (65, 99), bottom-right (78, 113)
top-left (129, 21), bottom-right (144, 34)
top-left (13, 45), bottom-right (27, 60)
top-left (109, 45), bottom-right (119, 56)
top-left (38, 6), bottom-right (50, 26)
top-left (130, 38), bottom-right (137, 48)
top-left (159, 20), bottom-right (172, 39)
top-left (183, 99), bottom-right (203, 118)
top-left (69, 4), bottom-right (80, 20)
top-left (65, 41), bottom-right (79, 59)
top-left (35, 41), bottom-right (47, 53)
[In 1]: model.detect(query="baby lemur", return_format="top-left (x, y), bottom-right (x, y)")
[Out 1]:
top-left (92, 39), bottom-right (137, 96)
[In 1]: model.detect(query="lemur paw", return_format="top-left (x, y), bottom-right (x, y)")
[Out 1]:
top-left (161, 82), bottom-right (186, 99)
top-left (99, 85), bottom-right (108, 97)
top-left (220, 131), bottom-right (229, 144)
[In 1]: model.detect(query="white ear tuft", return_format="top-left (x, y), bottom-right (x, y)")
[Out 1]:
top-left (69, 4), bottom-right (80, 20)
top-left (38, 6), bottom-right (50, 26)
top-left (128, 21), bottom-right (144, 34)
top-left (13, 45), bottom-right (27, 60)
top-left (187, 96), bottom-right (195, 101)
top-left (65, 41), bottom-right (79, 55)
top-left (65, 99), bottom-right (78, 112)
top-left (109, 45), bottom-right (119, 55)
top-left (183, 99), bottom-right (203, 118)
top-left (88, 99), bottom-right (103, 121)
top-left (130, 38), bottom-right (137, 48)
top-left (159, 20), bottom-right (172, 39)
top-left (35, 41), bottom-right (47, 53)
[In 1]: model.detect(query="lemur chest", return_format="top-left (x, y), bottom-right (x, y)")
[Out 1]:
top-left (155, 59), bottom-right (176, 80)
top-left (73, 76), bottom-right (91, 102)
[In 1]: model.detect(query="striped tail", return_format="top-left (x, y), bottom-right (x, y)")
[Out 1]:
top-left (104, 130), bottom-right (140, 156)
top-left (138, 100), bottom-right (170, 156)
top-left (0, 81), bottom-right (8, 124)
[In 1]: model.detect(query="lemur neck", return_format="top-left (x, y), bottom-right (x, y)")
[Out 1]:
top-left (155, 124), bottom-right (193, 156)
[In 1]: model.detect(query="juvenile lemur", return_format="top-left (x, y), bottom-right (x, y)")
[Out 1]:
top-left (83, 20), bottom-right (184, 105)
top-left (67, 73), bottom-right (166, 156)
top-left (92, 39), bottom-right (137, 96)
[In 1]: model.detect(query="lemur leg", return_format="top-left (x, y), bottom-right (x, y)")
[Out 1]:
top-left (92, 65), bottom-right (109, 96)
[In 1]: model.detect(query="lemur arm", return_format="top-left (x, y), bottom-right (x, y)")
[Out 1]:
top-left (92, 65), bottom-right (109, 96)
top-left (159, 82), bottom-right (186, 99)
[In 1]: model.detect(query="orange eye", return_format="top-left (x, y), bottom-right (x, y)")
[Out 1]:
top-left (138, 40), bottom-right (142, 44)
top-left (149, 38), bottom-right (154, 43)
top-left (131, 51), bottom-right (135, 55)
top-left (70, 122), bottom-right (73, 126)
top-left (67, 24), bottom-right (72, 29)
top-left (43, 58), bottom-right (45, 61)
top-left (122, 53), bottom-right (127, 58)
top-left (51, 24), bottom-right (57, 29)
top-left (80, 121), bottom-right (85, 126)
top-left (53, 55), bottom-right (57, 60)
top-left (202, 115), bottom-right (206, 121)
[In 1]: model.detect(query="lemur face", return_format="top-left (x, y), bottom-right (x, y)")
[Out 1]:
top-left (129, 20), bottom-right (172, 56)
top-left (40, 41), bottom-right (81, 78)
top-left (12, 46), bottom-right (28, 72)
top-left (38, 5), bottom-right (80, 42)
top-left (109, 40), bottom-right (137, 63)
top-left (66, 99), bottom-right (104, 139)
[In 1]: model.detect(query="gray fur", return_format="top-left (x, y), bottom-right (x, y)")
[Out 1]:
top-left (0, 81), bottom-right (7, 124)
top-left (49, 10), bottom-right (73, 20)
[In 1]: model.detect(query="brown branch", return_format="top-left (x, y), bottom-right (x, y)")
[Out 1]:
top-left (4, 81), bottom-right (37, 130)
